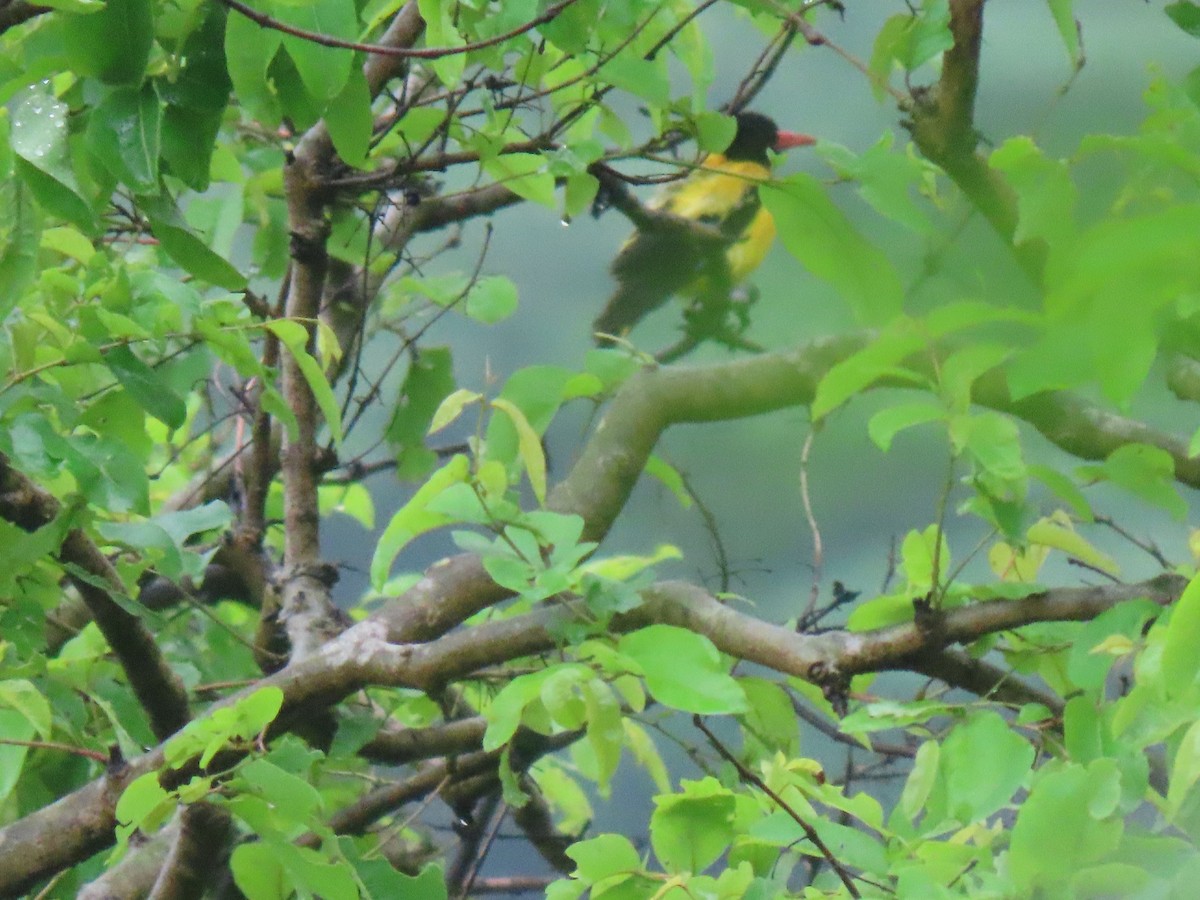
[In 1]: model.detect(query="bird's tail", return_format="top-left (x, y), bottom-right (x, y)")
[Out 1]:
top-left (592, 281), bottom-right (668, 344)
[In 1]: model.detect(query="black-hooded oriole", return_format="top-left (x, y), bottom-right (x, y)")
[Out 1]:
top-left (593, 112), bottom-right (814, 343)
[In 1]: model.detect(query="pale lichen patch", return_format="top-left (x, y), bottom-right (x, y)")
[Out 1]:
top-left (322, 619), bottom-right (390, 667)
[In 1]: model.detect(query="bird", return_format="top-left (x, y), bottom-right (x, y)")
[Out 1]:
top-left (593, 112), bottom-right (815, 345)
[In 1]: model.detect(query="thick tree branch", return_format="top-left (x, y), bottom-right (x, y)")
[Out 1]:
top-left (905, 0), bottom-right (1046, 277)
top-left (910, 648), bottom-right (1064, 714)
top-left (147, 803), bottom-right (233, 900)
top-left (360, 716), bottom-right (488, 764)
top-left (0, 454), bottom-right (190, 740)
top-left (0, 0), bottom-right (47, 34)
top-left (5, 324), bottom-right (1196, 891)
top-left (1168, 355), bottom-right (1200, 403)
top-left (552, 336), bottom-right (1200, 549)
top-left (0, 563), bottom-right (1182, 895)
top-left (78, 818), bottom-right (178, 900)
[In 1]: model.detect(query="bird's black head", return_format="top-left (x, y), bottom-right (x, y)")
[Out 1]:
top-left (724, 112), bottom-right (814, 164)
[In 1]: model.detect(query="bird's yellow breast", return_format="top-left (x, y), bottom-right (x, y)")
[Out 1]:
top-left (655, 155), bottom-right (776, 293)
top-left (656, 155), bottom-right (770, 221)
top-left (725, 207), bottom-right (776, 282)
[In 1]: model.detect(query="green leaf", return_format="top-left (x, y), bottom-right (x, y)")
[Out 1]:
top-left (482, 153), bottom-right (556, 208)
top-left (812, 322), bottom-right (925, 420)
top-left (484, 367), bottom-right (576, 472)
top-left (483, 666), bottom-right (562, 750)
top-left (1162, 573), bottom-right (1200, 698)
top-left (1167, 1), bottom-right (1200, 38)
top-left (1008, 761), bottom-right (1123, 893)
top-left (40, 225), bottom-right (95, 263)
top-left (265, 320), bottom-right (344, 448)
top-left (739, 677), bottom-right (799, 756)
top-left (951, 411), bottom-right (1026, 501)
top-left (764, 175), bottom-right (905, 326)
top-left (103, 344), bottom-right (187, 430)
top-left (644, 455), bottom-right (693, 509)
top-left (159, 9), bottom-right (230, 190)
top-left (694, 112), bottom-right (736, 154)
top-left (868, 401), bottom-right (945, 451)
top-left (582, 678), bottom-right (623, 790)
top-left (491, 398), bottom-right (547, 505)
top-left (924, 711), bottom-right (1034, 826)
top-left (845, 592), bottom-right (915, 631)
top-left (418, 0), bottom-right (466, 85)
top-left (37, 0), bottom-right (104, 10)
top-left (901, 525), bottom-right (949, 593)
top-left (1168, 717), bottom-right (1200, 820)
top-left (428, 387), bottom-right (482, 436)
top-left (1088, 443), bottom-right (1187, 520)
top-left (0, 680), bottom-right (52, 740)
top-left (114, 770), bottom-right (173, 834)
top-left (1029, 464), bottom-right (1092, 520)
top-left (10, 86), bottom-right (94, 230)
top-left (1026, 516), bottom-right (1118, 576)
top-left (868, 15), bottom-right (910, 98)
top-left (224, 11), bottom-right (284, 126)
top-left (903, 0), bottom-right (953, 68)
top-left (566, 833), bottom-right (641, 885)
top-left (819, 134), bottom-right (935, 233)
top-left (623, 720), bottom-right (670, 793)
top-left (141, 194), bottom-right (247, 290)
top-left (238, 758), bottom-right (323, 823)
top-left (86, 83), bottom-right (162, 194)
top-left (231, 843), bottom-right (289, 899)
top-left (990, 136), bottom-right (1077, 248)
top-left (0, 180), bottom-right (43, 319)
top-left (599, 54), bottom-right (670, 107)
top-left (325, 68), bottom-right (372, 168)
top-left (386, 347), bottom-right (456, 478)
top-left (369, 454), bottom-right (470, 589)
top-left (619, 625), bottom-right (747, 714)
top-left (899, 740), bottom-right (939, 822)
top-left (869, 1), bottom-right (953, 81)
top-left (1046, 0), bottom-right (1082, 62)
top-left (274, 0), bottom-right (357, 101)
top-left (466, 275), bottom-right (520, 323)
top-left (61, 0), bottom-right (154, 85)
top-left (650, 777), bottom-right (736, 874)
top-left (351, 856), bottom-right (448, 900)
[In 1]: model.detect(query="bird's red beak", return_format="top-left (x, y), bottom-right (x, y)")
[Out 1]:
top-left (774, 130), bottom-right (816, 151)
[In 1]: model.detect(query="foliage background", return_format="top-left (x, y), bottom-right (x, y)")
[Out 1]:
top-left (2, 0), bottom-right (1200, 896)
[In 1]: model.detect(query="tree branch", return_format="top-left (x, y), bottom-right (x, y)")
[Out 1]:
top-left (905, 0), bottom-right (1046, 277)
top-left (146, 803), bottom-right (233, 900)
top-left (0, 0), bottom-right (47, 35)
top-left (0, 454), bottom-right (190, 740)
top-left (217, 0), bottom-right (578, 60)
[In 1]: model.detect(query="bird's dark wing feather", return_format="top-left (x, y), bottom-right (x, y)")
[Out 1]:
top-left (593, 186), bottom-right (768, 340)
top-left (593, 228), bottom-right (705, 338)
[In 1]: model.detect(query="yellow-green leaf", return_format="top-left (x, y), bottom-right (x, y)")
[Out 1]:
top-left (491, 397), bottom-right (546, 505)
top-left (429, 388), bottom-right (482, 435)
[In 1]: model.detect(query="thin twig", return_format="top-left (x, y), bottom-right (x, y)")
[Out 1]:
top-left (798, 430), bottom-right (823, 623)
top-left (0, 739), bottom-right (108, 763)
top-left (218, 0), bottom-right (579, 59)
top-left (1096, 514), bottom-right (1170, 568)
top-left (457, 797), bottom-right (508, 899)
top-left (693, 715), bottom-right (862, 898)
top-left (678, 469), bottom-right (733, 593)
top-left (790, 697), bottom-right (915, 759)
